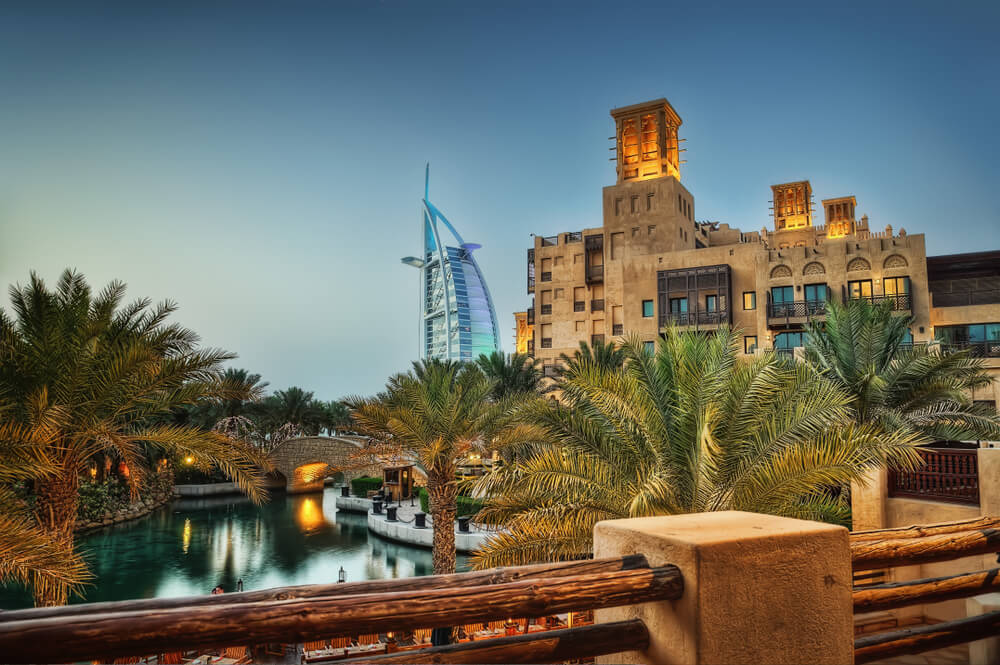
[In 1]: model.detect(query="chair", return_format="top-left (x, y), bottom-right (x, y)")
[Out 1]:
top-left (358, 633), bottom-right (380, 645)
top-left (221, 646), bottom-right (249, 664)
top-left (159, 653), bottom-right (184, 665)
top-left (302, 640), bottom-right (327, 652)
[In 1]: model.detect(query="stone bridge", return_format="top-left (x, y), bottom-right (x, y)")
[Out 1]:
top-left (268, 436), bottom-right (380, 493)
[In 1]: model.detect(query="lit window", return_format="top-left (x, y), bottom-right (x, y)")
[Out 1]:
top-left (743, 292), bottom-right (756, 310)
top-left (744, 336), bottom-right (758, 354)
top-left (642, 300), bottom-right (654, 318)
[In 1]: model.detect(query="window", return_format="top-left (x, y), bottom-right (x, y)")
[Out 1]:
top-left (883, 276), bottom-right (910, 296)
top-left (706, 295), bottom-right (718, 313)
top-left (804, 284), bottom-right (827, 303)
top-left (771, 286), bottom-right (794, 304)
top-left (774, 331), bottom-right (805, 352)
top-left (615, 198), bottom-right (622, 215)
top-left (554, 288), bottom-right (564, 299)
top-left (554, 256), bottom-right (564, 267)
top-left (631, 196), bottom-right (639, 213)
top-left (669, 297), bottom-right (688, 313)
top-left (744, 336), bottom-right (758, 354)
top-left (644, 341), bottom-right (655, 355)
top-left (743, 292), bottom-right (757, 310)
top-left (632, 226), bottom-right (640, 237)
top-left (900, 328), bottom-right (914, 347)
top-left (642, 300), bottom-right (654, 318)
top-left (936, 323), bottom-right (1000, 354)
top-left (647, 194), bottom-right (654, 210)
top-left (575, 320), bottom-right (586, 332)
top-left (648, 225), bottom-right (656, 235)
top-left (848, 279), bottom-right (873, 300)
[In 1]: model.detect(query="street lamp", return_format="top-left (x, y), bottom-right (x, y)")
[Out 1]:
top-left (338, 566), bottom-right (346, 584)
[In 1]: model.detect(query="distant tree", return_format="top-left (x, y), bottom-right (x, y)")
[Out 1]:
top-left (475, 351), bottom-right (543, 399)
top-left (557, 339), bottom-right (626, 380)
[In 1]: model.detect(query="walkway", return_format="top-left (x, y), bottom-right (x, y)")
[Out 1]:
top-left (335, 493), bottom-right (497, 553)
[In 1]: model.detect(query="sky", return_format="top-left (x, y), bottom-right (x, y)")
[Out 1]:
top-left (1, 1), bottom-right (998, 399)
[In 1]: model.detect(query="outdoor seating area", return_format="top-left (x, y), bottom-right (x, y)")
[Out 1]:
top-left (301, 614), bottom-right (591, 663)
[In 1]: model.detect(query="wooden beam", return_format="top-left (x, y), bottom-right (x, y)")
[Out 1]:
top-left (854, 609), bottom-right (1000, 663)
top-left (337, 620), bottom-right (648, 664)
top-left (0, 566), bottom-right (682, 663)
top-left (854, 568), bottom-right (1000, 613)
top-left (0, 555), bottom-right (648, 622)
top-left (851, 527), bottom-right (1000, 570)
top-left (850, 516), bottom-right (1000, 542)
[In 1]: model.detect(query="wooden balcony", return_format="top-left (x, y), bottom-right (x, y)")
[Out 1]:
top-left (888, 447), bottom-right (979, 505)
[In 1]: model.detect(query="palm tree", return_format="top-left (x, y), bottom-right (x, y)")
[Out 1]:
top-left (258, 387), bottom-right (327, 435)
top-left (804, 299), bottom-right (1000, 441)
top-left (0, 270), bottom-right (269, 605)
top-left (476, 351), bottom-right (543, 399)
top-left (0, 423), bottom-right (90, 601)
top-left (471, 327), bottom-right (923, 569)
top-left (348, 361), bottom-right (518, 574)
top-left (557, 338), bottom-right (626, 380)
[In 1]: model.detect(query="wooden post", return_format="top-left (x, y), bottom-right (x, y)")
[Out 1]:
top-left (593, 511), bottom-right (853, 665)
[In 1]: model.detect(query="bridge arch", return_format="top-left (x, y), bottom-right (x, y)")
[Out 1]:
top-left (268, 436), bottom-right (379, 493)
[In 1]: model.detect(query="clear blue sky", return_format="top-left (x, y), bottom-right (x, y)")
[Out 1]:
top-left (1, 1), bottom-right (997, 399)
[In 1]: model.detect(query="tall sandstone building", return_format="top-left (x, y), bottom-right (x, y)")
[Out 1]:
top-left (523, 98), bottom-right (1000, 409)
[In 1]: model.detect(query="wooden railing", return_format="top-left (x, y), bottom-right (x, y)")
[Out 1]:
top-left (888, 447), bottom-right (980, 505)
top-left (0, 555), bottom-right (682, 664)
top-left (849, 516), bottom-right (1000, 663)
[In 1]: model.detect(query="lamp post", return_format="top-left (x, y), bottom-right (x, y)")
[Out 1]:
top-left (338, 566), bottom-right (346, 584)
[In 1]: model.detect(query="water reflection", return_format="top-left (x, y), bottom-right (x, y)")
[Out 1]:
top-left (0, 486), bottom-right (468, 609)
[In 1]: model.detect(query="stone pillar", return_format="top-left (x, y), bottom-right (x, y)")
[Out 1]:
top-left (851, 466), bottom-right (888, 531)
top-left (966, 593), bottom-right (1000, 665)
top-left (594, 511), bottom-right (853, 665)
top-left (977, 447), bottom-right (1000, 517)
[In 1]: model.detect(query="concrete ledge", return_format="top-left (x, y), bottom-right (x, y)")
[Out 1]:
top-left (173, 482), bottom-right (241, 497)
top-left (335, 496), bottom-right (372, 514)
top-left (366, 511), bottom-right (491, 554)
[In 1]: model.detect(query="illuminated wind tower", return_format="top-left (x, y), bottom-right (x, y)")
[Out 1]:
top-left (401, 166), bottom-right (501, 361)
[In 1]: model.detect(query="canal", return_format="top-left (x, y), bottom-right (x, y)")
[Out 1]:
top-left (0, 486), bottom-right (469, 609)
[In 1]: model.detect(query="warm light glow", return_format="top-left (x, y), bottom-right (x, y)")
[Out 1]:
top-left (294, 496), bottom-right (327, 533)
top-left (293, 462), bottom-right (330, 487)
top-left (89, 465), bottom-right (97, 479)
top-left (182, 518), bottom-right (192, 554)
top-left (184, 456), bottom-right (194, 465)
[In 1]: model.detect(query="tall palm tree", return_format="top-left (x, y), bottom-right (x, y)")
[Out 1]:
top-left (476, 351), bottom-right (543, 399)
top-left (471, 327), bottom-right (923, 569)
top-left (0, 270), bottom-right (269, 605)
top-left (348, 361), bottom-right (519, 574)
top-left (804, 299), bottom-right (1000, 441)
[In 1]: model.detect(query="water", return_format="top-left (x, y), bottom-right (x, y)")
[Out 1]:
top-left (0, 486), bottom-right (468, 609)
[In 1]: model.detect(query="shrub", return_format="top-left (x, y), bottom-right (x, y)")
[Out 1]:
top-left (351, 476), bottom-right (382, 497)
top-left (172, 461), bottom-right (229, 484)
top-left (76, 479), bottom-right (130, 522)
top-left (417, 487), bottom-right (483, 518)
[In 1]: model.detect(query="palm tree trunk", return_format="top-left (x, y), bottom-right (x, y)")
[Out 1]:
top-left (427, 470), bottom-right (458, 575)
top-left (31, 458), bottom-right (80, 607)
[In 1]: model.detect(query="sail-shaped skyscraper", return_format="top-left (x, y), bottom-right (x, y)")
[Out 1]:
top-left (401, 167), bottom-right (500, 361)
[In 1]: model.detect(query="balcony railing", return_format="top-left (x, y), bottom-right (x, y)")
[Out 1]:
top-left (591, 299), bottom-right (605, 312)
top-left (526, 248), bottom-right (535, 294)
top-left (613, 324), bottom-right (624, 335)
top-left (574, 300), bottom-right (585, 312)
top-left (540, 337), bottom-right (552, 349)
top-left (540, 235), bottom-right (558, 247)
top-left (941, 341), bottom-right (1000, 358)
top-left (526, 307), bottom-right (534, 325)
top-left (888, 447), bottom-right (979, 505)
top-left (566, 231), bottom-right (583, 243)
top-left (767, 300), bottom-right (828, 323)
top-left (850, 293), bottom-right (911, 311)
top-left (540, 272), bottom-right (552, 282)
top-left (662, 310), bottom-right (729, 327)
top-left (540, 304), bottom-right (552, 315)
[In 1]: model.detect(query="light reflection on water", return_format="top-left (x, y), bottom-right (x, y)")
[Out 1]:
top-left (0, 486), bottom-right (468, 609)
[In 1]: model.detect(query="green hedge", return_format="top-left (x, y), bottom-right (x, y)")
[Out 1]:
top-left (351, 476), bottom-right (383, 497)
top-left (417, 487), bottom-right (483, 518)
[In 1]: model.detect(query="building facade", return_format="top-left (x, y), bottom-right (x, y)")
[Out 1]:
top-left (403, 167), bottom-right (501, 362)
top-left (524, 98), bottom-right (1000, 407)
